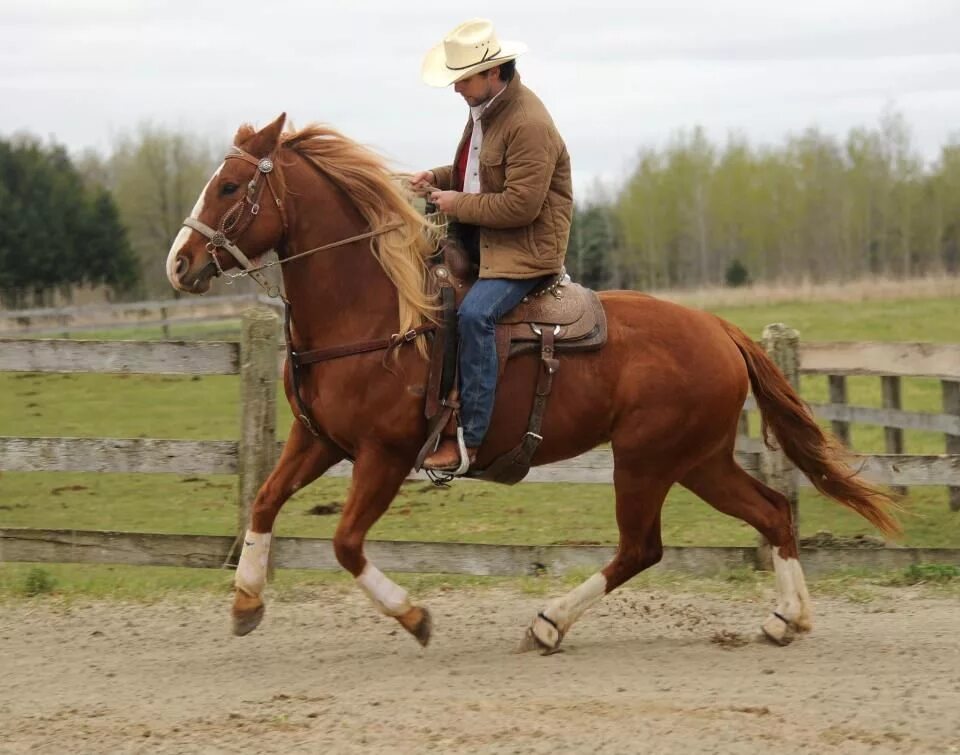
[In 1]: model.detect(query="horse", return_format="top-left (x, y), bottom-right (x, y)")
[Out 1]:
top-left (166, 113), bottom-right (899, 653)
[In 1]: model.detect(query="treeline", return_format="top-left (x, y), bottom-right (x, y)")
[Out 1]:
top-left (568, 111), bottom-right (960, 290)
top-left (0, 137), bottom-right (138, 307)
top-left (3, 110), bottom-right (958, 306)
top-left (0, 125), bottom-right (222, 307)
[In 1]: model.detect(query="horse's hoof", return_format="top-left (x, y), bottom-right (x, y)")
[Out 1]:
top-left (515, 616), bottom-right (564, 655)
top-left (761, 613), bottom-right (795, 646)
top-left (794, 611), bottom-right (814, 633)
top-left (397, 606), bottom-right (432, 647)
top-left (232, 590), bottom-right (265, 637)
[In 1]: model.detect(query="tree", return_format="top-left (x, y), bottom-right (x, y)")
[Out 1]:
top-left (568, 202), bottom-right (622, 289)
top-left (103, 124), bottom-right (220, 297)
top-left (609, 109), bottom-right (953, 289)
top-left (0, 135), bottom-right (138, 307)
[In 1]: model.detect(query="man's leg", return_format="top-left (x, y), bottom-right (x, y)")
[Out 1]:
top-left (423, 276), bottom-right (545, 471)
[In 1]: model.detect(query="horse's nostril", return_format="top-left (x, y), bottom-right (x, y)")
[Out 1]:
top-left (175, 255), bottom-right (189, 278)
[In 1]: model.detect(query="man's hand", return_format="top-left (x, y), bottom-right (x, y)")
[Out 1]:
top-left (410, 170), bottom-right (435, 196)
top-left (429, 190), bottom-right (460, 215)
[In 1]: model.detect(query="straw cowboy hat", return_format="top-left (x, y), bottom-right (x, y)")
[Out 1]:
top-left (421, 19), bottom-right (527, 87)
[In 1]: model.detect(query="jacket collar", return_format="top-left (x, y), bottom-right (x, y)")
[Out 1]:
top-left (478, 73), bottom-right (521, 125)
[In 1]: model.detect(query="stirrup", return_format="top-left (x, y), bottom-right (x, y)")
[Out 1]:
top-left (423, 427), bottom-right (471, 486)
top-left (452, 427), bottom-right (471, 476)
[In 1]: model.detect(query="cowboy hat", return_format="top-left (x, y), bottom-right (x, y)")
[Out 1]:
top-left (421, 19), bottom-right (527, 87)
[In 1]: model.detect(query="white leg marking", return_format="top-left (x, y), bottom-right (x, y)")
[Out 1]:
top-left (235, 529), bottom-right (271, 597)
top-left (790, 557), bottom-right (814, 631)
top-left (356, 563), bottom-right (412, 617)
top-left (763, 550), bottom-right (811, 643)
top-left (771, 550), bottom-right (803, 622)
top-left (533, 572), bottom-right (607, 647)
top-left (165, 165), bottom-right (222, 287)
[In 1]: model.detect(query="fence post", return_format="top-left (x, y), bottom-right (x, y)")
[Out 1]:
top-left (827, 375), bottom-right (850, 446)
top-left (944, 380), bottom-right (960, 512)
top-left (882, 376), bottom-right (907, 496)
top-left (758, 323), bottom-right (800, 568)
top-left (238, 307), bottom-right (279, 535)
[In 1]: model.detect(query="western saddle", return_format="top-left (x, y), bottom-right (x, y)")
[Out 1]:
top-left (416, 237), bottom-right (608, 484)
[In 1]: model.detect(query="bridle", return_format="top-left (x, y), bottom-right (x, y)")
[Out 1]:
top-left (177, 144), bottom-right (436, 439)
top-left (179, 146), bottom-right (403, 299)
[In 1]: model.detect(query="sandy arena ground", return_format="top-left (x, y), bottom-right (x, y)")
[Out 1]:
top-left (1, 584), bottom-right (958, 754)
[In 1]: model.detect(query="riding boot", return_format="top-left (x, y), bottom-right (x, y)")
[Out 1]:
top-left (422, 437), bottom-right (477, 471)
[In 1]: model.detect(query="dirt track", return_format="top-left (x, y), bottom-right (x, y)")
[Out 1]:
top-left (2, 584), bottom-right (959, 754)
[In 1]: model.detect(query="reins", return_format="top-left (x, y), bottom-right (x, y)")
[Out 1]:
top-left (177, 145), bottom-right (437, 438)
top-left (210, 221), bottom-right (406, 295)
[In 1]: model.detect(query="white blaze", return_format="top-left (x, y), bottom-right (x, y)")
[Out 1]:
top-left (165, 165), bottom-right (222, 288)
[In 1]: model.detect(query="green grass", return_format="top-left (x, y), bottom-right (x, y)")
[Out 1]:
top-left (1, 295), bottom-right (958, 554)
top-left (710, 297), bottom-right (960, 344)
top-left (0, 472), bottom-right (955, 547)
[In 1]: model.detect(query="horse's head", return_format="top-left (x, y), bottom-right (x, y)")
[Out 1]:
top-left (166, 113), bottom-right (288, 294)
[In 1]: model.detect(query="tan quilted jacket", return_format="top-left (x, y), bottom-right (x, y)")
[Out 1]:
top-left (431, 75), bottom-right (573, 279)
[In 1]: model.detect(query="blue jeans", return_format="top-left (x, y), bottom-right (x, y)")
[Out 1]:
top-left (458, 276), bottom-right (548, 447)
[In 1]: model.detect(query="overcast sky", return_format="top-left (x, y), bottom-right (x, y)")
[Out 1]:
top-left (3, 0), bottom-right (959, 194)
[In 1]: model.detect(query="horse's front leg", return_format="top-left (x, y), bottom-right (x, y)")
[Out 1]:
top-left (333, 447), bottom-right (432, 647)
top-left (233, 421), bottom-right (345, 636)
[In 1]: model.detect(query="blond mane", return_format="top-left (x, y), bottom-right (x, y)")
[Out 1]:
top-left (279, 125), bottom-right (439, 353)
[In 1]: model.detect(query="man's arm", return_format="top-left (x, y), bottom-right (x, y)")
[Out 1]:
top-left (450, 121), bottom-right (557, 229)
top-left (431, 165), bottom-right (455, 191)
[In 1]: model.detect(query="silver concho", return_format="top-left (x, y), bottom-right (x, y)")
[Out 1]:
top-left (258, 158), bottom-right (274, 173)
top-left (210, 231), bottom-right (228, 247)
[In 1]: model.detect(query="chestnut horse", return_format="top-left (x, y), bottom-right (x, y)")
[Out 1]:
top-left (167, 114), bottom-right (898, 653)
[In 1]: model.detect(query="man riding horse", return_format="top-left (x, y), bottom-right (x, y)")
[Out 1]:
top-left (412, 19), bottom-right (573, 473)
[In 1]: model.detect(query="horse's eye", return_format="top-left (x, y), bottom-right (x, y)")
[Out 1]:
top-left (222, 183), bottom-right (239, 195)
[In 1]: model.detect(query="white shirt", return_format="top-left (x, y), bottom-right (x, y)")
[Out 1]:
top-left (463, 86), bottom-right (506, 195)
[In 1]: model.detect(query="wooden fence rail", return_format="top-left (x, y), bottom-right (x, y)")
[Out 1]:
top-left (0, 294), bottom-right (282, 337)
top-left (2, 311), bottom-right (959, 578)
top-left (3, 528), bottom-right (958, 579)
top-left (2, 436), bottom-right (957, 487)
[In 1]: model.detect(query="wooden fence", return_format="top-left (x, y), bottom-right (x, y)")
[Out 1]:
top-left (1, 309), bottom-right (959, 578)
top-left (0, 294), bottom-right (282, 338)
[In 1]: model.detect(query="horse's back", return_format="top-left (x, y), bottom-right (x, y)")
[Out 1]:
top-left (593, 289), bottom-right (750, 421)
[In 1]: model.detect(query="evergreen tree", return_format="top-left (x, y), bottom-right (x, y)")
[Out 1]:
top-left (0, 135), bottom-right (140, 307)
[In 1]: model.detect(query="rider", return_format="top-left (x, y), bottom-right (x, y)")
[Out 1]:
top-left (413, 18), bottom-right (573, 472)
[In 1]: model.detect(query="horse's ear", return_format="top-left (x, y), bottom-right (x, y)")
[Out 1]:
top-left (243, 113), bottom-right (287, 157)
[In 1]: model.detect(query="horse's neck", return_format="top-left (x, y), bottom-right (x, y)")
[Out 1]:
top-left (280, 167), bottom-right (399, 349)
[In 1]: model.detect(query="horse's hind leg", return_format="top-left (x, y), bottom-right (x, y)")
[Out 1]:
top-left (519, 459), bottom-right (671, 654)
top-left (232, 421), bottom-right (345, 636)
top-left (680, 453), bottom-right (813, 645)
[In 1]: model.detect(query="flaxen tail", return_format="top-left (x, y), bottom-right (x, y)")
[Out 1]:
top-left (720, 319), bottom-right (901, 536)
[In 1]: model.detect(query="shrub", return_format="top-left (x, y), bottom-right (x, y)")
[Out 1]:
top-left (21, 567), bottom-right (57, 596)
top-left (724, 259), bottom-right (750, 288)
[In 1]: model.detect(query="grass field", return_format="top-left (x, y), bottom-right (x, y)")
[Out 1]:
top-left (1, 294), bottom-right (958, 568)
